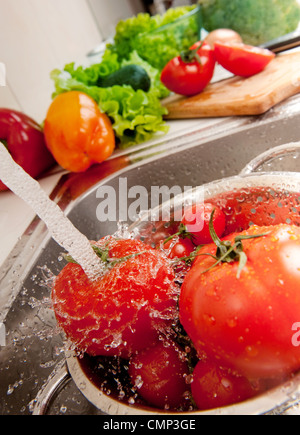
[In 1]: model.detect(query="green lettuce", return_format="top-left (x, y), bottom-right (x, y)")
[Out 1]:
top-left (63, 49), bottom-right (121, 86)
top-left (109, 5), bottom-right (200, 71)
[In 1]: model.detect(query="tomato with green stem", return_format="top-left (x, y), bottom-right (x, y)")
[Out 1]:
top-left (165, 203), bottom-right (226, 247)
top-left (52, 238), bottom-right (179, 359)
top-left (180, 220), bottom-right (300, 379)
top-left (161, 41), bottom-right (216, 96)
top-left (162, 238), bottom-right (195, 260)
top-left (181, 203), bottom-right (226, 246)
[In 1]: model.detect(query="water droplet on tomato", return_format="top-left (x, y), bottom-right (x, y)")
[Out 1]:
top-left (128, 397), bottom-right (136, 405)
top-left (227, 318), bottom-right (238, 328)
top-left (203, 314), bottom-right (216, 326)
top-left (221, 377), bottom-right (233, 391)
top-left (246, 346), bottom-right (259, 358)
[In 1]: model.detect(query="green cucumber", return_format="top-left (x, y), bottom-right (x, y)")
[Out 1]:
top-left (98, 65), bottom-right (151, 92)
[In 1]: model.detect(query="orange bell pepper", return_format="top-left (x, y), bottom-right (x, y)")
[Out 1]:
top-left (44, 91), bottom-right (115, 172)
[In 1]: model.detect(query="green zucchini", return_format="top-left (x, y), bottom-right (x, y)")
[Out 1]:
top-left (98, 65), bottom-right (151, 92)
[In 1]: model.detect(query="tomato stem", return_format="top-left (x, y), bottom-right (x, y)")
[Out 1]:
top-left (199, 210), bottom-right (270, 279)
top-left (163, 223), bottom-right (195, 246)
top-left (180, 42), bottom-right (204, 65)
top-left (171, 244), bottom-right (204, 266)
top-left (63, 243), bottom-right (148, 270)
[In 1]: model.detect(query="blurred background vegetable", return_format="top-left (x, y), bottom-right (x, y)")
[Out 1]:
top-left (198, 0), bottom-right (300, 46)
top-left (44, 91), bottom-right (116, 172)
top-left (204, 28), bottom-right (242, 48)
top-left (109, 5), bottom-right (201, 70)
top-left (0, 109), bottom-right (55, 191)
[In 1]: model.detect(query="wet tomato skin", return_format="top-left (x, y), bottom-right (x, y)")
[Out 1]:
top-left (191, 360), bottom-right (258, 411)
top-left (163, 238), bottom-right (195, 260)
top-left (180, 224), bottom-right (300, 379)
top-left (129, 340), bottom-right (190, 410)
top-left (52, 238), bottom-right (179, 359)
top-left (181, 203), bottom-right (226, 245)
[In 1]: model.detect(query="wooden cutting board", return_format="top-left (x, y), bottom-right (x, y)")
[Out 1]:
top-left (162, 51), bottom-right (300, 119)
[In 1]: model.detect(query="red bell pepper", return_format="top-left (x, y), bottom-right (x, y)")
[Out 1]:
top-left (0, 109), bottom-right (56, 191)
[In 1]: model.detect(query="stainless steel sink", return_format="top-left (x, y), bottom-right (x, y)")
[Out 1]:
top-left (1, 94), bottom-right (300, 415)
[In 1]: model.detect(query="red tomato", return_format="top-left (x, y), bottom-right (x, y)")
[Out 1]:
top-left (161, 41), bottom-right (216, 96)
top-left (129, 340), bottom-right (190, 410)
top-left (181, 203), bottom-right (226, 246)
top-left (214, 42), bottom-right (275, 77)
top-left (180, 224), bottom-right (300, 379)
top-left (191, 360), bottom-right (258, 411)
top-left (52, 238), bottom-right (179, 359)
top-left (163, 238), bottom-right (195, 260)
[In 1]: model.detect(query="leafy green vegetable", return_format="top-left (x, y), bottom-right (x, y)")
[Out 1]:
top-left (109, 5), bottom-right (201, 70)
top-left (99, 86), bottom-right (169, 148)
top-left (51, 68), bottom-right (169, 149)
top-left (63, 49), bottom-right (120, 86)
top-left (199, 0), bottom-right (300, 46)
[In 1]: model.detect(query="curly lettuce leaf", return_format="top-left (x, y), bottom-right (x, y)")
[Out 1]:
top-left (51, 69), bottom-right (169, 149)
top-left (63, 49), bottom-right (121, 86)
top-left (109, 5), bottom-right (198, 70)
top-left (99, 85), bottom-right (169, 148)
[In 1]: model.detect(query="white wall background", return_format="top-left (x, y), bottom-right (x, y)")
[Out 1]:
top-left (0, 0), bottom-right (143, 122)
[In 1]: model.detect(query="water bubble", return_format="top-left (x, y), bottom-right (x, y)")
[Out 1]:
top-left (128, 397), bottom-right (136, 405)
top-left (7, 385), bottom-right (14, 395)
top-left (60, 405), bottom-right (67, 414)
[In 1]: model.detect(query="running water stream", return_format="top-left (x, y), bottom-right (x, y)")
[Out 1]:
top-left (0, 142), bottom-right (104, 281)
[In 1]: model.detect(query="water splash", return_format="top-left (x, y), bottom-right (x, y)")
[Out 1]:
top-left (0, 142), bottom-right (104, 281)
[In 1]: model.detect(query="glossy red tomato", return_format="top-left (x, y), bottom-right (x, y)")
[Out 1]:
top-left (191, 360), bottom-right (259, 411)
top-left (129, 340), bottom-right (190, 410)
top-left (163, 238), bottom-right (195, 260)
top-left (181, 203), bottom-right (226, 246)
top-left (214, 42), bottom-right (275, 77)
top-left (161, 41), bottom-right (216, 96)
top-left (52, 238), bottom-right (179, 359)
top-left (180, 224), bottom-right (300, 379)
